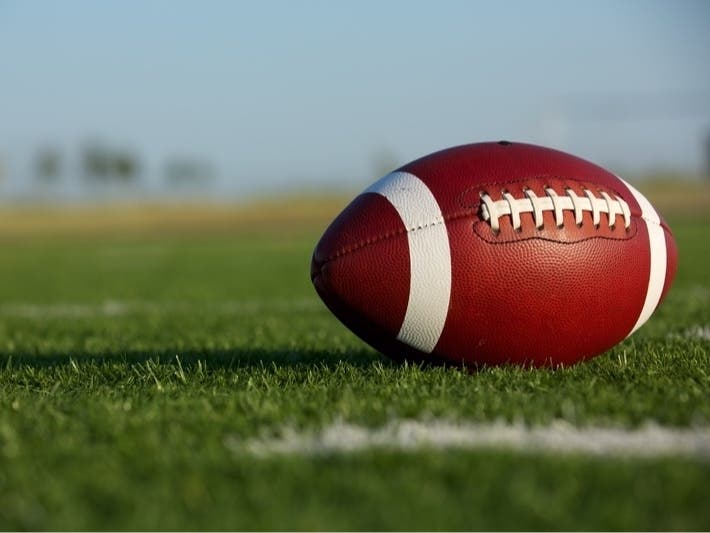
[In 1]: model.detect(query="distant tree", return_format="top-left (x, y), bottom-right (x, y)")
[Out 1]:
top-left (35, 146), bottom-right (63, 181)
top-left (705, 129), bottom-right (710, 180)
top-left (113, 150), bottom-right (140, 182)
top-left (81, 142), bottom-right (140, 183)
top-left (82, 143), bottom-right (111, 181)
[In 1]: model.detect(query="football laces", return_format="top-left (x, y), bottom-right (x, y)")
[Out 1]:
top-left (479, 187), bottom-right (631, 234)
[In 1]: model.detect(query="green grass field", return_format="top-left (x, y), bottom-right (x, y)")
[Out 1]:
top-left (0, 189), bottom-right (709, 530)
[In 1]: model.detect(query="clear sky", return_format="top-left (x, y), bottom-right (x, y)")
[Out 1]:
top-left (1, 0), bottom-right (709, 197)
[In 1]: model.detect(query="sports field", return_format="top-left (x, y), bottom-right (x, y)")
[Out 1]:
top-left (0, 183), bottom-right (709, 530)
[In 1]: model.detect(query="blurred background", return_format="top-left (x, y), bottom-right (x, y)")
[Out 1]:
top-left (1, 3), bottom-right (709, 530)
top-left (0, 0), bottom-right (709, 207)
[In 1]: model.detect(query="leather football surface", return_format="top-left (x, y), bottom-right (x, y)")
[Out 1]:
top-left (311, 141), bottom-right (678, 367)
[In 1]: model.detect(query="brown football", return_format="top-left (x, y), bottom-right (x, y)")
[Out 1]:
top-left (311, 141), bottom-right (677, 367)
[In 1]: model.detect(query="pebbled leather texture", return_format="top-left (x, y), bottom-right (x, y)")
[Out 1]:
top-left (311, 141), bottom-right (678, 367)
top-left (312, 193), bottom-right (411, 341)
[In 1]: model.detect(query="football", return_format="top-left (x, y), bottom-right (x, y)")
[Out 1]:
top-left (311, 141), bottom-right (678, 367)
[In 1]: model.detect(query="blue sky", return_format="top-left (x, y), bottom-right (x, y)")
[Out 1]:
top-left (1, 0), bottom-right (709, 196)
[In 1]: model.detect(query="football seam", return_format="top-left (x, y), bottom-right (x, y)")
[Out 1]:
top-left (472, 218), bottom-right (640, 245)
top-left (320, 209), bottom-right (474, 264)
top-left (641, 215), bottom-right (667, 231)
top-left (318, 183), bottom-right (672, 264)
top-left (318, 210), bottom-right (668, 263)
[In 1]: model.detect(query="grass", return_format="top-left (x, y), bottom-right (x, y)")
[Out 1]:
top-left (0, 188), bottom-right (709, 530)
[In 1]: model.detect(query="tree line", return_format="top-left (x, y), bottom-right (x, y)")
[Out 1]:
top-left (33, 142), bottom-right (214, 185)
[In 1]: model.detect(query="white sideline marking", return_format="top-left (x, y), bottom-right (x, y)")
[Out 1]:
top-left (365, 171), bottom-right (452, 353)
top-left (0, 298), bottom-right (321, 318)
top-left (228, 419), bottom-right (710, 460)
top-left (681, 325), bottom-right (710, 342)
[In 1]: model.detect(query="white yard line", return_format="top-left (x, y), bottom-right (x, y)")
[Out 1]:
top-left (228, 419), bottom-right (710, 460)
top-left (0, 298), bottom-right (322, 318)
top-left (682, 325), bottom-right (710, 342)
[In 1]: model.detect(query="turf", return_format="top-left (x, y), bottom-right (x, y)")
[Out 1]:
top-left (0, 201), bottom-right (708, 530)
